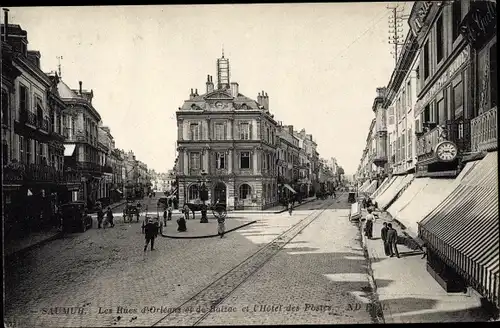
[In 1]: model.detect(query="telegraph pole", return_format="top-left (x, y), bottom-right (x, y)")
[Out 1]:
top-left (387, 3), bottom-right (407, 66)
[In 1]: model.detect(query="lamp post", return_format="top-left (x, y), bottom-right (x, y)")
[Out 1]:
top-left (199, 170), bottom-right (209, 223)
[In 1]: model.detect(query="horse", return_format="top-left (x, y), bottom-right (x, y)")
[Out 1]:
top-left (183, 202), bottom-right (208, 220)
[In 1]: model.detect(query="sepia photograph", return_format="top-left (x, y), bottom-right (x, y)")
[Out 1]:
top-left (1, 1), bottom-right (498, 326)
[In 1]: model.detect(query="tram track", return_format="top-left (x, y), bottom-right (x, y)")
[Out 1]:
top-left (151, 198), bottom-right (336, 327)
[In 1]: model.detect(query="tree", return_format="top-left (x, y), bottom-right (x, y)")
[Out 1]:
top-left (338, 166), bottom-right (345, 176)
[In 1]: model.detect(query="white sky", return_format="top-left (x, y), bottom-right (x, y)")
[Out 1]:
top-left (6, 3), bottom-right (412, 174)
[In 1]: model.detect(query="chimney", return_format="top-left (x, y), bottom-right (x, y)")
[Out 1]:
top-left (190, 88), bottom-right (194, 100)
top-left (288, 125), bottom-right (294, 135)
top-left (257, 92), bottom-right (263, 107)
top-left (195, 88), bottom-right (198, 96)
top-left (79, 81), bottom-right (82, 95)
top-left (230, 82), bottom-right (239, 97)
top-left (3, 8), bottom-right (9, 41)
top-left (264, 92), bottom-right (269, 111)
top-left (206, 75), bottom-right (214, 93)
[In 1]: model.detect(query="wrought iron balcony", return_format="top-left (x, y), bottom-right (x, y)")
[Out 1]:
top-left (21, 109), bottom-right (37, 127)
top-left (76, 161), bottom-right (102, 172)
top-left (37, 117), bottom-right (49, 132)
top-left (417, 119), bottom-right (471, 162)
top-left (471, 107), bottom-right (497, 152)
top-left (3, 162), bottom-right (80, 184)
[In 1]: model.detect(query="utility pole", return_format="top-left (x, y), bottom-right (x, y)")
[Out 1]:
top-left (387, 3), bottom-right (407, 66)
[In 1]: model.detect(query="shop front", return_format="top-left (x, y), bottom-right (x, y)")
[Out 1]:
top-left (419, 151), bottom-right (498, 307)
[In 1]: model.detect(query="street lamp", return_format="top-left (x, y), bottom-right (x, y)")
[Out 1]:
top-left (198, 170), bottom-right (209, 223)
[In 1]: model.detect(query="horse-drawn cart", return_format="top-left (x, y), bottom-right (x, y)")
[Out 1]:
top-left (123, 201), bottom-right (140, 223)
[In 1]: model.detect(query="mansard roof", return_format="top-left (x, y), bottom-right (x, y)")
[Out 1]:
top-left (179, 87), bottom-right (262, 111)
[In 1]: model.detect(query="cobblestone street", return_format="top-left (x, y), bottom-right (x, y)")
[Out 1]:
top-left (5, 195), bottom-right (362, 327)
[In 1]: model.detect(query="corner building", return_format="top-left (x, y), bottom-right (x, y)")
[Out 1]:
top-left (176, 53), bottom-right (278, 210)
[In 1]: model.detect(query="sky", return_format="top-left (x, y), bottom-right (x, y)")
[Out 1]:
top-left (6, 3), bottom-right (412, 174)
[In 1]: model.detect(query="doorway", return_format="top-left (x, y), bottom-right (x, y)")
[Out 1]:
top-left (213, 182), bottom-right (227, 205)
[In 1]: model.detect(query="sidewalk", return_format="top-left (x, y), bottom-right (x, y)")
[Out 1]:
top-left (160, 217), bottom-right (256, 238)
top-left (359, 208), bottom-right (493, 323)
top-left (5, 199), bottom-right (127, 259)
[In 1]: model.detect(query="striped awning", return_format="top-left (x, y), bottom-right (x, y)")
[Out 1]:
top-left (370, 177), bottom-right (390, 199)
top-left (419, 151), bottom-right (499, 307)
top-left (375, 175), bottom-right (414, 210)
top-left (365, 180), bottom-right (378, 194)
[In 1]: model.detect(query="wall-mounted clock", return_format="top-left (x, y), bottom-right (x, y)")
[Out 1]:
top-left (434, 141), bottom-right (458, 162)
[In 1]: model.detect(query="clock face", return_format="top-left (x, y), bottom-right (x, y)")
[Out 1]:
top-left (215, 102), bottom-right (223, 109)
top-left (436, 141), bottom-right (457, 161)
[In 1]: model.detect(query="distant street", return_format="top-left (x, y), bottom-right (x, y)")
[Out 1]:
top-left (4, 193), bottom-right (378, 327)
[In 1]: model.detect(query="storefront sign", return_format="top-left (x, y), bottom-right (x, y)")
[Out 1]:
top-left (459, 1), bottom-right (496, 49)
top-left (415, 47), bottom-right (470, 117)
top-left (409, 1), bottom-right (434, 36)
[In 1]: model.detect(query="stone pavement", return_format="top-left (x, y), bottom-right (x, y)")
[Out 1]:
top-left (360, 208), bottom-right (493, 323)
top-left (196, 204), bottom-right (375, 325)
top-left (4, 201), bottom-right (327, 328)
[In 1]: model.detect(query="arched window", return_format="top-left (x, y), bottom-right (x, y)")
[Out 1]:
top-left (239, 184), bottom-right (251, 199)
top-left (188, 184), bottom-right (199, 200)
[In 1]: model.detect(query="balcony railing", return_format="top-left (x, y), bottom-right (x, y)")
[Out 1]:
top-left (417, 119), bottom-right (471, 161)
top-left (471, 107), bottom-right (497, 152)
top-left (3, 163), bottom-right (81, 184)
top-left (37, 118), bottom-right (49, 132)
top-left (76, 161), bottom-right (102, 172)
top-left (22, 109), bottom-right (37, 127)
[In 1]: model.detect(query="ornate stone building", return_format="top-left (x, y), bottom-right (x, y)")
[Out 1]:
top-left (176, 53), bottom-right (278, 210)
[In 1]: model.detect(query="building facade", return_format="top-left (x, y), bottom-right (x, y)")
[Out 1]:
top-left (176, 53), bottom-right (279, 210)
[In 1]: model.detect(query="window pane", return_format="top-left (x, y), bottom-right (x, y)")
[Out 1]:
top-left (454, 81), bottom-right (463, 113)
top-left (240, 151), bottom-right (250, 169)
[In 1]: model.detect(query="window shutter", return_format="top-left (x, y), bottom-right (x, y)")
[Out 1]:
top-left (13, 134), bottom-right (19, 161)
top-left (224, 122), bottom-right (227, 140)
top-left (249, 122), bottom-right (253, 140)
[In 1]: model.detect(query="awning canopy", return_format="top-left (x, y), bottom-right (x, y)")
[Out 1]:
top-left (283, 184), bottom-right (297, 194)
top-left (64, 144), bottom-right (76, 157)
top-left (365, 180), bottom-right (378, 194)
top-left (419, 152), bottom-right (499, 307)
top-left (387, 177), bottom-right (429, 220)
top-left (375, 174), bottom-right (414, 210)
top-left (359, 180), bottom-right (370, 192)
top-left (371, 176), bottom-right (393, 199)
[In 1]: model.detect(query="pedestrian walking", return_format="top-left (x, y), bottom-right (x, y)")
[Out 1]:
top-left (217, 216), bottom-right (226, 238)
top-left (386, 223), bottom-right (400, 258)
top-left (332, 186), bottom-right (336, 198)
top-left (97, 208), bottom-right (104, 229)
top-left (105, 207), bottom-right (114, 228)
top-left (143, 218), bottom-right (158, 252)
top-left (183, 204), bottom-right (190, 220)
top-left (163, 209), bottom-right (168, 226)
top-left (364, 208), bottom-right (374, 239)
top-left (167, 206), bottom-right (172, 221)
top-left (288, 200), bottom-right (293, 216)
top-left (381, 222), bottom-right (391, 256)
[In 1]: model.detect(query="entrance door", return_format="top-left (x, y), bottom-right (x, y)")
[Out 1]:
top-left (213, 182), bottom-right (226, 204)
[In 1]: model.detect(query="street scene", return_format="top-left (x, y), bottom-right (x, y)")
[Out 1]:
top-left (2, 2), bottom-right (499, 327)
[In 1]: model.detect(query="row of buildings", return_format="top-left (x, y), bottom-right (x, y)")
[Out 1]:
top-left (355, 1), bottom-right (497, 310)
top-left (1, 11), bottom-right (152, 239)
top-left (174, 53), bottom-right (343, 210)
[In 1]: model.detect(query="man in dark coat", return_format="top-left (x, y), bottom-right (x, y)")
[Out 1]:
top-left (381, 222), bottom-right (390, 256)
top-left (105, 207), bottom-right (114, 228)
top-left (386, 223), bottom-right (400, 258)
top-left (144, 218), bottom-right (158, 251)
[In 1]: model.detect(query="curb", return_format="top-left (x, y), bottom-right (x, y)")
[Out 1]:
top-left (359, 221), bottom-right (386, 324)
top-left (5, 231), bottom-right (63, 260)
top-left (160, 220), bottom-right (257, 239)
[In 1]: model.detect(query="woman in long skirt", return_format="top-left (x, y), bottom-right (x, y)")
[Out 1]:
top-left (217, 216), bottom-right (226, 238)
